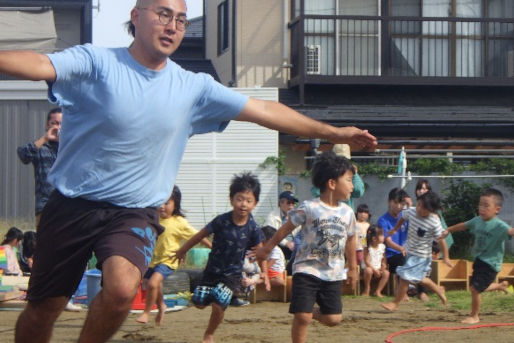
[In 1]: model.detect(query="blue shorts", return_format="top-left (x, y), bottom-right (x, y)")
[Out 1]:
top-left (396, 254), bottom-right (431, 284)
top-left (143, 264), bottom-right (174, 280)
top-left (192, 282), bottom-right (233, 310)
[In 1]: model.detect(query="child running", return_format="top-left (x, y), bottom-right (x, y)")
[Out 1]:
top-left (381, 191), bottom-right (451, 311)
top-left (441, 188), bottom-right (514, 324)
top-left (361, 225), bottom-right (389, 297)
top-left (136, 186), bottom-right (211, 325)
top-left (174, 172), bottom-right (269, 343)
top-left (257, 151), bottom-right (357, 343)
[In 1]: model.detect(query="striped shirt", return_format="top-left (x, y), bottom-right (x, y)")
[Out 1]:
top-left (402, 207), bottom-right (444, 258)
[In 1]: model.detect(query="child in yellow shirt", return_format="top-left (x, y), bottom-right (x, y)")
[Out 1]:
top-left (136, 186), bottom-right (211, 325)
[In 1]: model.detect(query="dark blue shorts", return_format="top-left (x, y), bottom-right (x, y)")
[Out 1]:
top-left (144, 264), bottom-right (174, 280)
top-left (192, 283), bottom-right (233, 310)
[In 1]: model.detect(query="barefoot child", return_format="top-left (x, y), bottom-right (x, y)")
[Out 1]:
top-left (257, 151), bottom-right (357, 343)
top-left (381, 191), bottom-right (451, 311)
top-left (441, 188), bottom-right (514, 324)
top-left (136, 186), bottom-right (211, 325)
top-left (361, 225), bottom-right (389, 297)
top-left (174, 172), bottom-right (269, 343)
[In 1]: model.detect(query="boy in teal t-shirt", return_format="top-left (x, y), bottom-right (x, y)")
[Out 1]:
top-left (442, 188), bottom-right (514, 324)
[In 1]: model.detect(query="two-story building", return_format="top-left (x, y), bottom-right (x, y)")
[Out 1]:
top-left (203, 0), bottom-right (514, 172)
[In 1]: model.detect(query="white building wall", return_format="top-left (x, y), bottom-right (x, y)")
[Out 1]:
top-left (165, 87), bottom-right (279, 228)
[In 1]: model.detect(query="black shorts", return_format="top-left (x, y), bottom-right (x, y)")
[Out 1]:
top-left (387, 253), bottom-right (406, 274)
top-left (289, 273), bottom-right (342, 315)
top-left (470, 258), bottom-right (498, 293)
top-left (28, 191), bottom-right (163, 301)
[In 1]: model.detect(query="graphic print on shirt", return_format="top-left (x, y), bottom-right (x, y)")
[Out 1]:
top-left (311, 216), bottom-right (347, 260)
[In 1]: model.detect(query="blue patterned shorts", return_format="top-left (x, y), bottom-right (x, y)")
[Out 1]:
top-left (192, 282), bottom-right (233, 310)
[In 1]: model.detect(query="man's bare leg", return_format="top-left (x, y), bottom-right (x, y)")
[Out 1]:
top-left (15, 296), bottom-right (69, 343)
top-left (78, 256), bottom-right (141, 343)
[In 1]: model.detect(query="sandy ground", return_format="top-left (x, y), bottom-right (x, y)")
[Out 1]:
top-left (1, 296), bottom-right (513, 342)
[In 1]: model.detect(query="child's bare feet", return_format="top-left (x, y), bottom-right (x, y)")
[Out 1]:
top-left (461, 316), bottom-right (480, 324)
top-left (361, 291), bottom-right (370, 297)
top-left (136, 312), bottom-right (150, 324)
top-left (499, 281), bottom-right (509, 294)
top-left (438, 286), bottom-right (447, 306)
top-left (418, 292), bottom-right (429, 302)
top-left (381, 302), bottom-right (398, 312)
top-left (374, 292), bottom-right (383, 298)
top-left (402, 295), bottom-right (410, 302)
top-left (155, 303), bottom-right (167, 326)
top-left (202, 334), bottom-right (215, 343)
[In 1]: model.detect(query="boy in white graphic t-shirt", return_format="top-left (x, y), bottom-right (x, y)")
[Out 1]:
top-left (257, 151), bottom-right (357, 343)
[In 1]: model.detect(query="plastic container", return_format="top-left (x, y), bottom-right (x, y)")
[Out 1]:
top-left (185, 248), bottom-right (210, 267)
top-left (85, 269), bottom-right (102, 306)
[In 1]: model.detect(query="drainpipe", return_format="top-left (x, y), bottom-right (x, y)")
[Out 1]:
top-left (230, 0), bottom-right (237, 87)
top-left (282, 0), bottom-right (292, 68)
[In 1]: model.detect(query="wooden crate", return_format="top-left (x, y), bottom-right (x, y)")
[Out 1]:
top-left (250, 271), bottom-right (288, 303)
top-left (431, 259), bottom-right (469, 291)
top-left (497, 263), bottom-right (514, 286)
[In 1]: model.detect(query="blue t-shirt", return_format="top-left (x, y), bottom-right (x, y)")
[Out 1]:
top-left (46, 44), bottom-right (248, 208)
top-left (377, 211), bottom-right (408, 258)
top-left (204, 212), bottom-right (264, 281)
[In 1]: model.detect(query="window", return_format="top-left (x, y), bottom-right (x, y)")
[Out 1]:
top-left (217, 1), bottom-right (229, 55)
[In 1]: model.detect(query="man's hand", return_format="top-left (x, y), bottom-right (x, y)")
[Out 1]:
top-left (329, 127), bottom-right (377, 152)
top-left (46, 125), bottom-right (60, 142)
top-left (440, 230), bottom-right (449, 239)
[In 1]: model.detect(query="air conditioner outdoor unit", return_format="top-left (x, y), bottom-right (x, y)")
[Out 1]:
top-left (305, 45), bottom-right (321, 75)
top-left (508, 50), bottom-right (514, 77)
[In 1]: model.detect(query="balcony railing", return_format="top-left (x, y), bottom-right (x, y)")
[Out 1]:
top-left (290, 15), bottom-right (514, 86)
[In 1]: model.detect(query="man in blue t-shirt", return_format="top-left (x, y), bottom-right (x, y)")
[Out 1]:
top-left (0, 1), bottom-right (377, 342)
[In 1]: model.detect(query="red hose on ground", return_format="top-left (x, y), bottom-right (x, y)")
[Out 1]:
top-left (385, 322), bottom-right (514, 343)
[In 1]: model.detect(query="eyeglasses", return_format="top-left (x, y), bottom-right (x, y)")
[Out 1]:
top-left (138, 7), bottom-right (190, 31)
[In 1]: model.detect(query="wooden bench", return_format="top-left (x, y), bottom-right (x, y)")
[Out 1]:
top-left (250, 270), bottom-right (288, 303)
top-left (431, 259), bottom-right (469, 291)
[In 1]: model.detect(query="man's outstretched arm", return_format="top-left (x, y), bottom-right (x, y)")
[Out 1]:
top-left (235, 97), bottom-right (377, 152)
top-left (0, 50), bottom-right (56, 81)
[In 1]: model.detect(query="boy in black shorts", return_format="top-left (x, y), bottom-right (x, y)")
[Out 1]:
top-left (441, 188), bottom-right (514, 324)
top-left (174, 172), bottom-right (269, 342)
top-left (257, 151), bottom-right (357, 343)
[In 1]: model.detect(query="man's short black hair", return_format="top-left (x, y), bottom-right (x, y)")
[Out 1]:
top-left (229, 172), bottom-right (261, 202)
top-left (311, 151), bottom-right (354, 193)
top-left (46, 107), bottom-right (62, 122)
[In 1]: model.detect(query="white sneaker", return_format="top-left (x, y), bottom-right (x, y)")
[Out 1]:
top-left (64, 300), bottom-right (82, 312)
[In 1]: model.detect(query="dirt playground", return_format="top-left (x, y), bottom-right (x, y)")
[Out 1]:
top-left (1, 295), bottom-right (513, 343)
